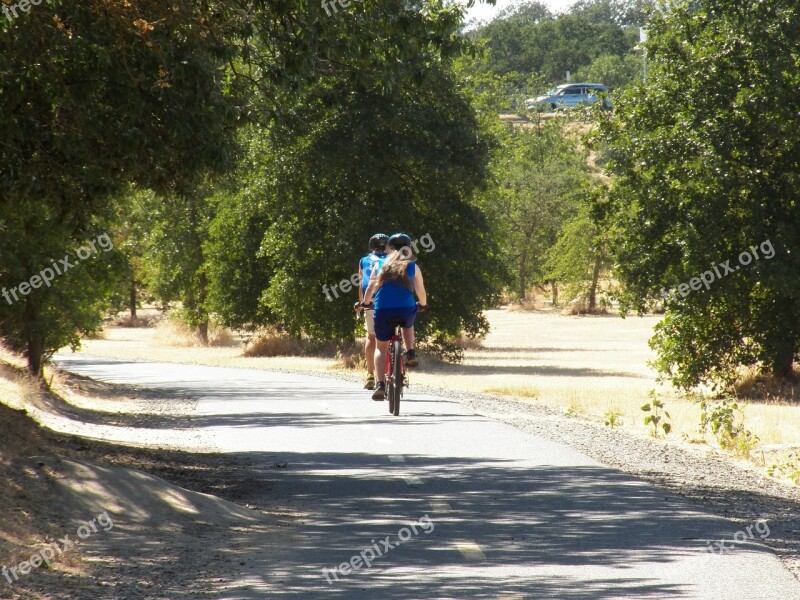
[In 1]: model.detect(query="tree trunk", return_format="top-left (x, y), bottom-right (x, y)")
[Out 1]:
top-left (588, 253), bottom-right (603, 311)
top-left (519, 248), bottom-right (528, 301)
top-left (771, 346), bottom-right (794, 379)
top-left (24, 299), bottom-right (45, 378)
top-left (129, 279), bottom-right (137, 318)
top-left (26, 335), bottom-right (44, 378)
top-left (197, 320), bottom-right (209, 345)
top-left (552, 280), bottom-right (558, 306)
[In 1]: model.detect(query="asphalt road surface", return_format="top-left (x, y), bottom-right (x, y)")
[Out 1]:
top-left (55, 355), bottom-right (800, 599)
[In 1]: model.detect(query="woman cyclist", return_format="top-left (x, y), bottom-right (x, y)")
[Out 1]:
top-left (361, 233), bottom-right (427, 401)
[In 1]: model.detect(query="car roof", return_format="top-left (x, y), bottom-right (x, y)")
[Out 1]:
top-left (557, 83), bottom-right (607, 89)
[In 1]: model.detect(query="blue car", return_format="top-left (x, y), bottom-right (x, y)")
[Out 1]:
top-left (526, 83), bottom-right (611, 111)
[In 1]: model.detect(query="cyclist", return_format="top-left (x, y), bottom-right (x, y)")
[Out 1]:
top-left (354, 233), bottom-right (389, 390)
top-left (361, 233), bottom-right (427, 401)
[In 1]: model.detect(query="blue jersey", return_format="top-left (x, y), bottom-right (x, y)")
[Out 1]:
top-left (374, 260), bottom-right (416, 310)
top-left (360, 252), bottom-right (386, 293)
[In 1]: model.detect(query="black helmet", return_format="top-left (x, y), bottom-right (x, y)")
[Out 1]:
top-left (368, 233), bottom-right (389, 251)
top-left (387, 233), bottom-right (412, 250)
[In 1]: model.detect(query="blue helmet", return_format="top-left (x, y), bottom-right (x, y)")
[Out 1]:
top-left (368, 233), bottom-right (389, 251)
top-left (388, 233), bottom-right (412, 250)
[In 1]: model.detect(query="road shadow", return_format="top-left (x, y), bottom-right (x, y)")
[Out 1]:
top-left (42, 440), bottom-right (794, 599)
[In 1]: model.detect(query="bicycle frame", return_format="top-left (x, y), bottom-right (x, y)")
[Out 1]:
top-left (385, 324), bottom-right (405, 416)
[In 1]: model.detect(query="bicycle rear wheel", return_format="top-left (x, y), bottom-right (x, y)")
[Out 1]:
top-left (387, 344), bottom-right (396, 415)
top-left (387, 378), bottom-right (395, 415)
top-left (391, 339), bottom-right (403, 416)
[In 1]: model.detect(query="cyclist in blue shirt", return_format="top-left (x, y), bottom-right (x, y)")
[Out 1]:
top-left (355, 234), bottom-right (389, 390)
top-left (361, 233), bottom-right (428, 401)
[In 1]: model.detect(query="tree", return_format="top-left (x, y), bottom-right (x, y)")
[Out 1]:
top-left (206, 64), bottom-right (505, 353)
top-left (544, 188), bottom-right (613, 310)
top-left (0, 0), bottom-right (479, 374)
top-left (491, 118), bottom-right (593, 301)
top-left (573, 53), bottom-right (642, 90)
top-left (596, 0), bottom-right (800, 388)
top-left (474, 1), bottom-right (635, 84)
top-left (133, 186), bottom-right (217, 343)
top-left (0, 1), bottom-right (244, 373)
top-left (0, 204), bottom-right (126, 375)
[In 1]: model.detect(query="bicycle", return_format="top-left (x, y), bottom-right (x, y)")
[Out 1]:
top-left (385, 317), bottom-right (407, 416)
top-left (383, 303), bottom-right (427, 416)
top-left (356, 302), bottom-right (426, 416)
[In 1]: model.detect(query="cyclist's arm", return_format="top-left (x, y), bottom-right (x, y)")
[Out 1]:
top-left (358, 267), bottom-right (364, 303)
top-left (414, 266), bottom-right (427, 306)
top-left (363, 268), bottom-right (380, 305)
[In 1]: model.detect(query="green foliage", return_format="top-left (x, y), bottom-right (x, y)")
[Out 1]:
top-left (489, 118), bottom-right (593, 300)
top-left (0, 1), bottom-right (244, 372)
top-left (767, 454), bottom-right (800, 485)
top-left (473, 0), bottom-right (636, 85)
top-left (206, 64), bottom-right (505, 353)
top-left (206, 187), bottom-right (274, 331)
top-left (134, 187), bottom-right (217, 341)
top-left (604, 409), bottom-right (623, 427)
top-left (0, 203), bottom-right (126, 374)
top-left (698, 396), bottom-right (759, 459)
top-left (641, 391), bottom-right (671, 437)
top-left (573, 53), bottom-right (643, 90)
top-left (544, 190), bottom-right (612, 310)
top-left (596, 0), bottom-right (800, 388)
top-left (0, 0), bottom-right (478, 372)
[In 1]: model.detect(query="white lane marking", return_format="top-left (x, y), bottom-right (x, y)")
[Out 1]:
top-left (388, 455), bottom-right (405, 463)
top-left (496, 595), bottom-right (524, 600)
top-left (430, 501), bottom-right (453, 513)
top-left (375, 437), bottom-right (393, 445)
top-left (456, 542), bottom-right (486, 561)
top-left (360, 423), bottom-right (375, 430)
top-left (404, 476), bottom-right (424, 487)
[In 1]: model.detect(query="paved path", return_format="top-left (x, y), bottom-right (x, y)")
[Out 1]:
top-left (55, 355), bottom-right (800, 599)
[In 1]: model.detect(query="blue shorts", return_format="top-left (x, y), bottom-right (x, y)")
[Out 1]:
top-left (374, 306), bottom-right (417, 342)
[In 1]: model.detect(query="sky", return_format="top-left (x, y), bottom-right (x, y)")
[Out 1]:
top-left (463, 0), bottom-right (578, 25)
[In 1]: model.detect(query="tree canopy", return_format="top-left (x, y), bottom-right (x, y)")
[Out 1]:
top-left (471, 0), bottom-right (638, 87)
top-left (596, 0), bottom-right (800, 387)
top-left (206, 63), bottom-right (505, 354)
top-left (0, 0), bottom-right (485, 374)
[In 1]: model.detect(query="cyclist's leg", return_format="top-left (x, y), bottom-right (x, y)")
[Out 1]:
top-left (400, 307), bottom-right (419, 366)
top-left (364, 310), bottom-right (376, 389)
top-left (374, 339), bottom-right (390, 384)
top-left (372, 339), bottom-right (389, 400)
top-left (401, 325), bottom-right (414, 353)
top-left (372, 310), bottom-right (393, 400)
